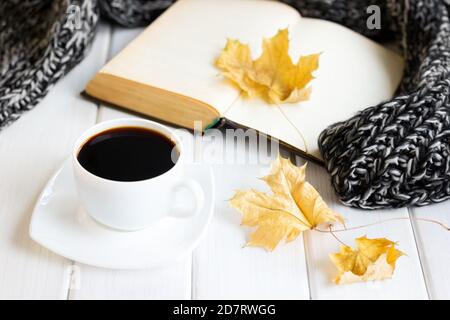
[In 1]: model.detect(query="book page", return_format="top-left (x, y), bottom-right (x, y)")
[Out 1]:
top-left (100, 0), bottom-right (301, 115)
top-left (224, 18), bottom-right (404, 160)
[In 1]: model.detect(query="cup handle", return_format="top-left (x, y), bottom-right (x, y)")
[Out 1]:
top-left (168, 178), bottom-right (205, 219)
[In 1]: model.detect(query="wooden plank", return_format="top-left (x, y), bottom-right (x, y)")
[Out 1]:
top-left (70, 260), bottom-right (191, 299)
top-left (409, 203), bottom-right (450, 299)
top-left (70, 27), bottom-right (193, 300)
top-left (294, 156), bottom-right (429, 299)
top-left (193, 134), bottom-right (310, 299)
top-left (0, 23), bottom-right (110, 299)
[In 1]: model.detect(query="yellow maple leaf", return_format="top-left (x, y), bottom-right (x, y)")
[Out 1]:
top-left (215, 28), bottom-right (320, 104)
top-left (229, 155), bottom-right (344, 251)
top-left (329, 236), bottom-right (405, 284)
top-left (215, 39), bottom-right (266, 97)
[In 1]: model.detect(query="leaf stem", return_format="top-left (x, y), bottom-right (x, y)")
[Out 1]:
top-left (315, 217), bottom-right (450, 233)
top-left (274, 102), bottom-right (309, 154)
top-left (324, 225), bottom-right (349, 247)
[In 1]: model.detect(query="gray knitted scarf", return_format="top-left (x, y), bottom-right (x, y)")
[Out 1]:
top-left (1, 0), bottom-right (449, 209)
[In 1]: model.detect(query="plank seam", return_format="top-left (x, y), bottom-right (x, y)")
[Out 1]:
top-left (190, 119), bottom-right (201, 300)
top-left (66, 261), bottom-right (77, 300)
top-left (69, 24), bottom-right (113, 299)
top-left (95, 25), bottom-right (114, 124)
top-left (190, 252), bottom-right (196, 299)
top-left (294, 154), bottom-right (312, 300)
top-left (407, 206), bottom-right (431, 300)
top-left (301, 233), bottom-right (313, 300)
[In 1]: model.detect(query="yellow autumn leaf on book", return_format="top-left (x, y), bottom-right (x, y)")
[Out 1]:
top-left (330, 236), bottom-right (404, 285)
top-left (229, 155), bottom-right (344, 251)
top-left (215, 29), bottom-right (320, 104)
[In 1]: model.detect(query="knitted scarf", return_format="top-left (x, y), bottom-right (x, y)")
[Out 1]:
top-left (1, 0), bottom-right (449, 209)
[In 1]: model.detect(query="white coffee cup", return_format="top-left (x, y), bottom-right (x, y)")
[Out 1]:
top-left (72, 118), bottom-right (204, 231)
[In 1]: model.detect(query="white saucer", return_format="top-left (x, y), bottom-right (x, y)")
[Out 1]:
top-left (29, 159), bottom-right (214, 269)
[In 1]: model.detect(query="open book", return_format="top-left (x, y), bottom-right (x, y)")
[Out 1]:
top-left (85, 0), bottom-right (404, 162)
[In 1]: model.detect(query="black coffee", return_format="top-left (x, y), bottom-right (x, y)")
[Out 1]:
top-left (77, 126), bottom-right (178, 182)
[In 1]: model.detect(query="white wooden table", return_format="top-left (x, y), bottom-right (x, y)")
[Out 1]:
top-left (0, 24), bottom-right (449, 300)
